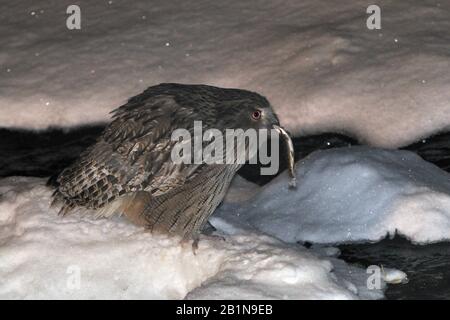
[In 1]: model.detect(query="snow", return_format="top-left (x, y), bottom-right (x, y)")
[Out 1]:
top-left (215, 146), bottom-right (450, 244)
top-left (0, 176), bottom-right (384, 299)
top-left (1, 0), bottom-right (449, 147)
top-left (2, 0), bottom-right (448, 300)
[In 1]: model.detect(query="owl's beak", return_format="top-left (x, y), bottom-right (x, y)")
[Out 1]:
top-left (273, 125), bottom-right (297, 189)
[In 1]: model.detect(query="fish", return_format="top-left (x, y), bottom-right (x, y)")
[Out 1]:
top-left (274, 125), bottom-right (297, 188)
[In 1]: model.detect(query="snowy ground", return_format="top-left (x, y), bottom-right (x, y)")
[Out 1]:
top-left (1, 0), bottom-right (449, 147)
top-left (1, 0), bottom-right (448, 300)
top-left (216, 147), bottom-right (450, 245)
top-left (3, 146), bottom-right (443, 299)
top-left (0, 176), bottom-right (385, 300)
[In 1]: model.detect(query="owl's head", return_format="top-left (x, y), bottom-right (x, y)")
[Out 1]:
top-left (209, 89), bottom-right (296, 186)
top-left (213, 91), bottom-right (281, 132)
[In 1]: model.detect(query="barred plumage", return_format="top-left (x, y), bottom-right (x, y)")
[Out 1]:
top-left (52, 83), bottom-right (289, 240)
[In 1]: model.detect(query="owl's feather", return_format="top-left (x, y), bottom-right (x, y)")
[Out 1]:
top-left (53, 93), bottom-right (204, 217)
top-left (52, 83), bottom-right (282, 239)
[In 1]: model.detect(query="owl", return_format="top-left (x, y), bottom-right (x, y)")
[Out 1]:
top-left (52, 83), bottom-right (295, 242)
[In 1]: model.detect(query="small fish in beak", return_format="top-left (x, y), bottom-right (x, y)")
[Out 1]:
top-left (274, 125), bottom-right (297, 188)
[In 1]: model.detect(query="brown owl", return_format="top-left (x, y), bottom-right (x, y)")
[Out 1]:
top-left (52, 83), bottom-right (295, 243)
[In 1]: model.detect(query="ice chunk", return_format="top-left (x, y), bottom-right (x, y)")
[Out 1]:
top-left (382, 268), bottom-right (408, 285)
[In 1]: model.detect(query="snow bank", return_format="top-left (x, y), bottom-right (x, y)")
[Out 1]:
top-left (215, 147), bottom-right (450, 244)
top-left (0, 177), bottom-right (382, 299)
top-left (1, 0), bottom-right (449, 147)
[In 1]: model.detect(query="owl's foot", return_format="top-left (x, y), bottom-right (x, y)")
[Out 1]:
top-left (192, 237), bottom-right (200, 255)
top-left (186, 234), bottom-right (226, 255)
top-left (180, 236), bottom-right (200, 255)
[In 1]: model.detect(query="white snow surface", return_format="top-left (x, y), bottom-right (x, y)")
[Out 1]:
top-left (0, 176), bottom-right (384, 299)
top-left (214, 146), bottom-right (450, 244)
top-left (1, 0), bottom-right (449, 147)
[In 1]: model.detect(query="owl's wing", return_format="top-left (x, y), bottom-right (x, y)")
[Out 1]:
top-left (119, 164), bottom-right (231, 239)
top-left (53, 94), bottom-right (203, 215)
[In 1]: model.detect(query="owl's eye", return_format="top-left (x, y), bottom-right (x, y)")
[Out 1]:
top-left (251, 110), bottom-right (262, 120)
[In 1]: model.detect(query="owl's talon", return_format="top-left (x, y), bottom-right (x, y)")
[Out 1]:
top-left (192, 238), bottom-right (199, 255)
top-left (189, 233), bottom-right (226, 255)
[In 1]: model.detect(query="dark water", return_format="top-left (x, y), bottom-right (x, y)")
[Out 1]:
top-left (339, 237), bottom-right (450, 300)
top-left (1, 125), bottom-right (450, 299)
top-left (0, 126), bottom-right (104, 178)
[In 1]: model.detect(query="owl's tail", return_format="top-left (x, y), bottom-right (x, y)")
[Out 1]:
top-left (49, 189), bottom-right (77, 216)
